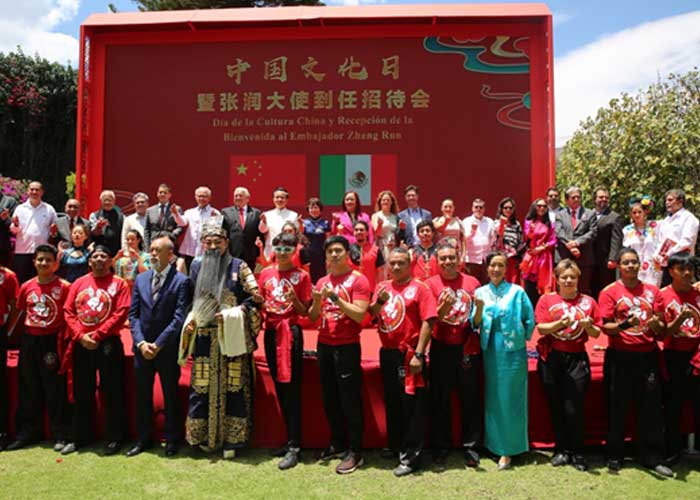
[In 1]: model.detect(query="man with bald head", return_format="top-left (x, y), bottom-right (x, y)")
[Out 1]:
top-left (221, 186), bottom-right (263, 270)
top-left (53, 199), bottom-right (90, 248)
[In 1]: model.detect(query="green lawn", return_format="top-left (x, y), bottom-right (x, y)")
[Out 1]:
top-left (2, 444), bottom-right (699, 499)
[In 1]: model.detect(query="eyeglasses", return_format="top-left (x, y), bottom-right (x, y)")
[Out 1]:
top-left (273, 246), bottom-right (294, 253)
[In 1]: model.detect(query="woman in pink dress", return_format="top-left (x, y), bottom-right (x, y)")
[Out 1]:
top-left (521, 198), bottom-right (556, 306)
top-left (331, 190), bottom-right (373, 245)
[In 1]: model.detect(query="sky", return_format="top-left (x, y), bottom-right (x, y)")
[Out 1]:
top-left (0, 0), bottom-right (699, 146)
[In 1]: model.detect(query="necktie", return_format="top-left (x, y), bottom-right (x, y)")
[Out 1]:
top-left (69, 218), bottom-right (75, 231)
top-left (570, 208), bottom-right (577, 228)
top-left (158, 204), bottom-right (166, 227)
top-left (152, 273), bottom-right (162, 302)
top-left (239, 207), bottom-right (245, 227)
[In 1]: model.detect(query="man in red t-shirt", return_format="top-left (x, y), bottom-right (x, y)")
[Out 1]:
top-left (655, 252), bottom-right (700, 463)
top-left (370, 247), bottom-right (436, 477)
top-left (61, 245), bottom-right (130, 456)
top-left (258, 232), bottom-right (312, 470)
top-left (598, 247), bottom-right (671, 477)
top-left (0, 264), bottom-right (18, 450)
top-left (425, 243), bottom-right (481, 467)
top-left (5, 245), bottom-right (69, 452)
top-left (308, 235), bottom-right (370, 475)
top-left (409, 220), bottom-right (439, 281)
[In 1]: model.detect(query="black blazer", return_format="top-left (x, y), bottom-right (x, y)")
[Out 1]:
top-left (221, 205), bottom-right (263, 270)
top-left (593, 208), bottom-right (624, 265)
top-left (52, 214), bottom-right (90, 246)
top-left (144, 203), bottom-right (183, 247)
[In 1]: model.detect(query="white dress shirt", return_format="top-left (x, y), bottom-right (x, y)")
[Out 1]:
top-left (462, 215), bottom-right (495, 264)
top-left (262, 207), bottom-right (298, 260)
top-left (13, 200), bottom-right (57, 254)
top-left (657, 207), bottom-right (699, 257)
top-left (179, 205), bottom-right (218, 258)
top-left (121, 212), bottom-right (147, 250)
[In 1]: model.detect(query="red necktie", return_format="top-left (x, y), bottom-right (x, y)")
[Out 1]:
top-left (239, 207), bottom-right (245, 227)
top-left (570, 209), bottom-right (577, 228)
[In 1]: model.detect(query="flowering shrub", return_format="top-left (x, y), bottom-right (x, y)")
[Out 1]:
top-left (0, 175), bottom-right (30, 202)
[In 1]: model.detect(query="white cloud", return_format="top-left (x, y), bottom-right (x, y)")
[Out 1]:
top-left (555, 10), bottom-right (700, 147)
top-left (552, 11), bottom-right (574, 27)
top-left (0, 0), bottom-right (79, 65)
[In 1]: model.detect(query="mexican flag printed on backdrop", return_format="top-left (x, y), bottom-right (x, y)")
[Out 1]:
top-left (319, 154), bottom-right (398, 206)
top-left (230, 154), bottom-right (307, 207)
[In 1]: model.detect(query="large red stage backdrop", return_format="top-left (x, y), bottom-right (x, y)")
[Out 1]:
top-left (78, 5), bottom-right (554, 215)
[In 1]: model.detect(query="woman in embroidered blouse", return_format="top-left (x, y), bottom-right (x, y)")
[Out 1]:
top-left (622, 198), bottom-right (661, 286)
top-left (472, 252), bottom-right (535, 470)
top-left (113, 229), bottom-right (150, 288)
top-left (331, 190), bottom-right (373, 245)
top-left (494, 197), bottom-right (523, 284)
top-left (371, 190), bottom-right (401, 282)
top-left (59, 224), bottom-right (90, 283)
top-left (521, 198), bottom-right (557, 306)
top-left (433, 198), bottom-right (465, 261)
top-left (302, 197), bottom-right (330, 284)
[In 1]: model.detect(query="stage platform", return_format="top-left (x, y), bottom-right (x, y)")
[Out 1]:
top-left (4, 328), bottom-right (690, 449)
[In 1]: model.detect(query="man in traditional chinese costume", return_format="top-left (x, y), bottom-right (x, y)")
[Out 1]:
top-left (179, 218), bottom-right (262, 459)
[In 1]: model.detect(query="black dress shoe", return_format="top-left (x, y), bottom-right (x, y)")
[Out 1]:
top-left (104, 441), bottom-right (122, 456)
top-left (278, 449), bottom-right (300, 470)
top-left (551, 452), bottom-right (570, 467)
top-left (571, 455), bottom-right (588, 472)
top-left (126, 442), bottom-right (150, 457)
top-left (653, 464), bottom-right (673, 478)
top-left (165, 442), bottom-right (179, 457)
top-left (464, 448), bottom-right (480, 468)
top-left (270, 444), bottom-right (289, 457)
top-left (53, 440), bottom-right (67, 452)
top-left (61, 442), bottom-right (78, 455)
top-left (607, 458), bottom-right (623, 472)
top-left (0, 433), bottom-right (8, 451)
top-left (5, 439), bottom-right (32, 451)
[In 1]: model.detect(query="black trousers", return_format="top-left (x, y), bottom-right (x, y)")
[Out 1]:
top-left (380, 347), bottom-right (428, 466)
top-left (134, 348), bottom-right (181, 444)
top-left (604, 348), bottom-right (664, 466)
top-left (591, 266), bottom-right (616, 300)
top-left (15, 333), bottom-right (71, 442)
top-left (264, 325), bottom-right (303, 448)
top-left (537, 349), bottom-right (590, 455)
top-left (72, 336), bottom-right (126, 444)
top-left (13, 254), bottom-right (36, 284)
top-left (317, 342), bottom-right (363, 452)
top-left (663, 349), bottom-right (699, 458)
top-left (429, 339), bottom-right (482, 451)
top-left (524, 280), bottom-right (540, 309)
top-left (0, 325), bottom-right (8, 434)
top-left (578, 266), bottom-right (593, 296)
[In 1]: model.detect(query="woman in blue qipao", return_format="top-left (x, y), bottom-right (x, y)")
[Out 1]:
top-left (471, 252), bottom-right (535, 470)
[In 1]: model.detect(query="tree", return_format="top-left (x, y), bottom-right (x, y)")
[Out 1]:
top-left (0, 49), bottom-right (77, 209)
top-left (557, 69), bottom-right (700, 218)
top-left (132, 0), bottom-right (323, 10)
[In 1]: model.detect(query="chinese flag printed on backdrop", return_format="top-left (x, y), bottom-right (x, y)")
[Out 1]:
top-left (229, 155), bottom-right (307, 207)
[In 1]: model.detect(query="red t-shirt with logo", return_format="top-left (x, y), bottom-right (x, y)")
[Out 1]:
top-left (316, 270), bottom-right (371, 346)
top-left (375, 278), bottom-right (437, 350)
top-left (599, 280), bottom-right (660, 352)
top-left (535, 293), bottom-right (600, 352)
top-left (17, 276), bottom-right (71, 335)
top-left (0, 267), bottom-right (19, 326)
top-left (426, 273), bottom-right (480, 353)
top-left (258, 266), bottom-right (312, 329)
top-left (411, 248), bottom-right (439, 281)
top-left (64, 273), bottom-right (131, 342)
top-left (655, 286), bottom-right (700, 352)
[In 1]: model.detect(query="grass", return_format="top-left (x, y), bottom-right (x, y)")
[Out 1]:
top-left (2, 444), bottom-right (700, 499)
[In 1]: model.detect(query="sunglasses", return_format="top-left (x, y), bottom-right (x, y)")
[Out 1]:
top-left (536, 204), bottom-right (547, 208)
top-left (502, 206), bottom-right (514, 210)
top-left (273, 246), bottom-right (294, 253)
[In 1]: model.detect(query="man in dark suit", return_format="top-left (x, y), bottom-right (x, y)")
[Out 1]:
top-left (52, 199), bottom-right (90, 247)
top-left (555, 186), bottom-right (598, 295)
top-left (0, 191), bottom-right (18, 267)
top-left (126, 233), bottom-right (191, 457)
top-left (89, 190), bottom-right (124, 257)
top-left (221, 186), bottom-right (263, 270)
top-left (144, 184), bottom-right (184, 248)
top-left (591, 187), bottom-right (623, 298)
top-left (397, 185), bottom-right (432, 247)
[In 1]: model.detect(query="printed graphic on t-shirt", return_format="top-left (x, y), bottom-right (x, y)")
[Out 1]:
top-left (75, 287), bottom-right (113, 326)
top-left (25, 291), bottom-right (58, 327)
top-left (439, 288), bottom-right (472, 326)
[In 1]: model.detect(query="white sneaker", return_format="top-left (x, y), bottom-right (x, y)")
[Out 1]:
top-left (223, 449), bottom-right (236, 460)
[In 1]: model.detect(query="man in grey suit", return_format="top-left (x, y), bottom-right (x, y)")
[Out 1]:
top-left (221, 186), bottom-right (263, 270)
top-left (591, 187), bottom-right (623, 298)
top-left (397, 185), bottom-right (432, 247)
top-left (555, 186), bottom-right (598, 295)
top-left (52, 199), bottom-right (90, 247)
top-left (144, 184), bottom-right (184, 248)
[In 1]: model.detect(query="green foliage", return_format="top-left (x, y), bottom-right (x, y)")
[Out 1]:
top-left (0, 49), bottom-right (77, 209)
top-left (557, 69), bottom-right (700, 219)
top-left (132, 0), bottom-right (324, 10)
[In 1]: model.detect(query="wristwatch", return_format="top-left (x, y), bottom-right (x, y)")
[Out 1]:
top-left (413, 351), bottom-right (425, 361)
top-left (329, 293), bottom-right (339, 303)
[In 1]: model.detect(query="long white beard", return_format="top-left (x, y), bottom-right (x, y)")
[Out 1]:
top-left (192, 249), bottom-right (232, 326)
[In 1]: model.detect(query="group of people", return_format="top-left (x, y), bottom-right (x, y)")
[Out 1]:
top-left (0, 180), bottom-right (699, 480)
